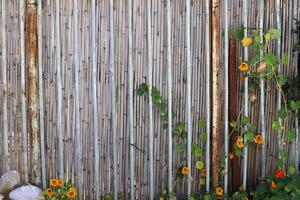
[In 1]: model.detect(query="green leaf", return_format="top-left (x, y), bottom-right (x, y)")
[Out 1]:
top-left (176, 144), bottom-right (184, 153)
top-left (199, 132), bottom-right (207, 141)
top-left (136, 83), bottom-right (148, 96)
top-left (162, 189), bottom-right (168, 195)
top-left (282, 53), bottom-right (289, 65)
top-left (276, 159), bottom-right (284, 168)
top-left (279, 149), bottom-right (288, 158)
top-left (277, 73), bottom-right (288, 86)
top-left (267, 28), bottom-right (281, 39)
top-left (288, 165), bottom-right (296, 175)
top-left (241, 116), bottom-right (249, 125)
top-left (175, 122), bottom-right (185, 131)
top-left (277, 108), bottom-right (287, 119)
top-left (195, 161), bottom-right (204, 170)
top-left (235, 149), bottom-right (242, 157)
top-left (245, 132), bottom-right (254, 141)
top-left (290, 100), bottom-right (300, 111)
top-left (198, 118), bottom-right (206, 128)
top-left (263, 53), bottom-right (277, 67)
top-left (194, 148), bottom-right (203, 157)
top-left (272, 121), bottom-right (281, 132)
top-left (287, 130), bottom-right (296, 141)
top-left (191, 143), bottom-right (198, 153)
top-left (180, 131), bottom-right (188, 139)
top-left (163, 123), bottom-right (168, 130)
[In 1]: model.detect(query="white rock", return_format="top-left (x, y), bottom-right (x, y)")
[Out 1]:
top-left (0, 170), bottom-right (20, 194)
top-left (9, 184), bottom-right (42, 200)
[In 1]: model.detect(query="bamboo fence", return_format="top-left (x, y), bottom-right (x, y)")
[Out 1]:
top-left (0, 0), bottom-right (299, 199)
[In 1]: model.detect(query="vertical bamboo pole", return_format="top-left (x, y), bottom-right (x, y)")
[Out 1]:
top-left (73, 0), bottom-right (82, 197)
top-left (212, 0), bottom-right (220, 188)
top-left (27, 0), bottom-right (41, 184)
top-left (242, 0), bottom-right (249, 189)
top-left (205, 0), bottom-right (211, 192)
top-left (185, 0), bottom-right (192, 196)
top-left (2, 0), bottom-right (9, 172)
top-left (20, 0), bottom-right (28, 181)
top-left (109, 0), bottom-right (118, 199)
top-left (147, 0), bottom-right (154, 199)
top-left (166, 0), bottom-right (173, 193)
top-left (55, 0), bottom-right (63, 179)
top-left (259, 0), bottom-right (267, 178)
top-left (294, 0), bottom-right (299, 174)
top-left (37, 0), bottom-right (46, 187)
top-left (224, 0), bottom-right (229, 193)
top-left (91, 0), bottom-right (99, 198)
top-left (275, 0), bottom-right (282, 160)
top-left (128, 0), bottom-right (135, 199)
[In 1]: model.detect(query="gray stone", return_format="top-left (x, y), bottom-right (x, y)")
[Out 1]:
top-left (9, 184), bottom-right (42, 200)
top-left (0, 171), bottom-right (20, 194)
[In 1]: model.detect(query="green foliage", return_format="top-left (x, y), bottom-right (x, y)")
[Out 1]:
top-left (267, 28), bottom-right (281, 39)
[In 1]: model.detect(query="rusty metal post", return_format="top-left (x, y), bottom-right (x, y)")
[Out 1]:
top-left (211, 0), bottom-right (221, 187)
top-left (26, 0), bottom-right (41, 184)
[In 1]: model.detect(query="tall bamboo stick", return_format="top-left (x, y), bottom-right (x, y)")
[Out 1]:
top-left (91, 0), bottom-right (100, 198)
top-left (205, 0), bottom-right (211, 192)
top-left (212, 0), bottom-right (221, 188)
top-left (73, 0), bottom-right (83, 197)
top-left (294, 0), bottom-right (299, 174)
top-left (147, 0), bottom-right (154, 199)
top-left (128, 0), bottom-right (135, 199)
top-left (27, 0), bottom-right (41, 184)
top-left (37, 0), bottom-right (46, 188)
top-left (2, 0), bottom-right (9, 173)
top-left (19, 0), bottom-right (28, 181)
top-left (259, 0), bottom-right (267, 178)
top-left (166, 0), bottom-right (173, 193)
top-left (275, 0), bottom-right (282, 160)
top-left (224, 0), bottom-right (229, 193)
top-left (55, 0), bottom-right (63, 179)
top-left (109, 0), bottom-right (118, 199)
top-left (185, 0), bottom-right (192, 196)
top-left (242, 0), bottom-right (249, 189)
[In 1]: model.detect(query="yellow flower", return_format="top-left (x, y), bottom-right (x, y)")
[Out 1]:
top-left (239, 62), bottom-right (249, 72)
top-left (243, 198), bottom-right (249, 200)
top-left (254, 134), bottom-right (264, 145)
top-left (57, 179), bottom-right (64, 187)
top-left (242, 37), bottom-right (253, 47)
top-left (67, 187), bottom-right (77, 198)
top-left (181, 167), bottom-right (189, 175)
top-left (236, 137), bottom-right (244, 149)
top-left (50, 179), bottom-right (59, 187)
top-left (46, 188), bottom-right (54, 197)
top-left (215, 186), bottom-right (224, 196)
top-left (265, 33), bottom-right (271, 42)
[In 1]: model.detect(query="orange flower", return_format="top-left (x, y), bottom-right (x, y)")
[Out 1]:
top-left (240, 76), bottom-right (245, 81)
top-left (57, 179), bottom-right (64, 187)
top-left (67, 187), bottom-right (77, 198)
top-left (46, 188), bottom-right (54, 197)
top-left (239, 185), bottom-right (244, 192)
top-left (181, 167), bottom-right (189, 175)
top-left (236, 137), bottom-right (244, 149)
top-left (271, 181), bottom-right (277, 189)
top-left (254, 134), bottom-right (264, 144)
top-left (275, 168), bottom-right (285, 179)
top-left (50, 179), bottom-right (59, 187)
top-left (239, 62), bottom-right (249, 72)
top-left (257, 62), bottom-right (266, 73)
top-left (215, 186), bottom-right (224, 196)
top-left (200, 168), bottom-right (206, 177)
top-left (229, 153), bottom-right (235, 160)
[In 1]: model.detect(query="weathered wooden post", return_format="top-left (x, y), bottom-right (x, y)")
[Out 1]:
top-left (26, 0), bottom-right (41, 184)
